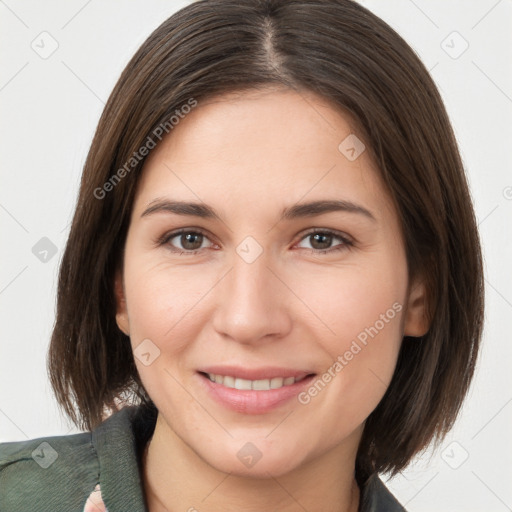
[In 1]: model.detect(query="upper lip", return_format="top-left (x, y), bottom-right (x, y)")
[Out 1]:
top-left (198, 365), bottom-right (315, 381)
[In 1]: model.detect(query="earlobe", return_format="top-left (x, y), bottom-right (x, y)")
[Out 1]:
top-left (114, 269), bottom-right (130, 336)
top-left (403, 278), bottom-right (430, 337)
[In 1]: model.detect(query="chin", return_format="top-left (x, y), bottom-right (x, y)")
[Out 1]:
top-left (198, 437), bottom-right (308, 479)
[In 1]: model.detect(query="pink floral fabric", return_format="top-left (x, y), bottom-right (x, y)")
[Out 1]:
top-left (83, 483), bottom-right (108, 512)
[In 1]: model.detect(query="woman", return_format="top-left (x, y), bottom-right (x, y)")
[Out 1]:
top-left (0, 0), bottom-right (484, 511)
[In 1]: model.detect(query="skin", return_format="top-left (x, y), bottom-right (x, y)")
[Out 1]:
top-left (115, 87), bottom-right (429, 512)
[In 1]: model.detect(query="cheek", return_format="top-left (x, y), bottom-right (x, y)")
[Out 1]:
top-left (292, 259), bottom-right (407, 421)
top-left (292, 254), bottom-right (406, 344)
top-left (124, 260), bottom-right (213, 345)
top-left (123, 263), bottom-right (213, 405)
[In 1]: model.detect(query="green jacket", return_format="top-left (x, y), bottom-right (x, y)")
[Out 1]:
top-left (0, 405), bottom-right (406, 511)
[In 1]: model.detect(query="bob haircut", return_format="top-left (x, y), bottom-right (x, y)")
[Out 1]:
top-left (48, 0), bottom-right (484, 479)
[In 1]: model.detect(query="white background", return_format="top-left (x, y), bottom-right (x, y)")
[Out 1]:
top-left (1, 1), bottom-right (511, 510)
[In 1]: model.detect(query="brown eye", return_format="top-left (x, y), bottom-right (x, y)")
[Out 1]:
top-left (159, 229), bottom-right (214, 254)
top-left (296, 229), bottom-right (353, 254)
top-left (178, 232), bottom-right (204, 251)
top-left (309, 233), bottom-right (333, 250)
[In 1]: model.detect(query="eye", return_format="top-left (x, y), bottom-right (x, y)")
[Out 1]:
top-left (158, 229), bottom-right (215, 254)
top-left (157, 227), bottom-right (353, 256)
top-left (295, 229), bottom-right (353, 254)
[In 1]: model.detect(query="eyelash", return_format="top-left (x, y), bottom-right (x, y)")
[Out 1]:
top-left (156, 228), bottom-right (354, 256)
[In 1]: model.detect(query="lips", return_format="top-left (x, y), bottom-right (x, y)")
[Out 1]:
top-left (196, 365), bottom-right (317, 414)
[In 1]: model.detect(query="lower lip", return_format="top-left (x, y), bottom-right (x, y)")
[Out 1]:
top-left (196, 372), bottom-right (316, 414)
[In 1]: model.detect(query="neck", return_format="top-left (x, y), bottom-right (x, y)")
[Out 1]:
top-left (142, 413), bottom-right (361, 512)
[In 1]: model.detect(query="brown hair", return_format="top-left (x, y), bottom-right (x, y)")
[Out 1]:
top-left (48, 0), bottom-right (484, 478)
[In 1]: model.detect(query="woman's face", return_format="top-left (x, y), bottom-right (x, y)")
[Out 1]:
top-left (115, 87), bottom-right (427, 477)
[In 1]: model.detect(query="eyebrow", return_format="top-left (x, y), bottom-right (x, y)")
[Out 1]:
top-left (141, 198), bottom-right (376, 222)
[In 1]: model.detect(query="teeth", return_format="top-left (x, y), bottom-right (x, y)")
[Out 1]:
top-left (206, 373), bottom-right (304, 390)
top-left (235, 378), bottom-right (252, 390)
top-left (223, 375), bottom-right (235, 388)
top-left (271, 377), bottom-right (284, 389)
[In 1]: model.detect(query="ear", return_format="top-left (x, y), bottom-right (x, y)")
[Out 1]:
top-left (114, 268), bottom-right (130, 336)
top-left (403, 277), bottom-right (430, 337)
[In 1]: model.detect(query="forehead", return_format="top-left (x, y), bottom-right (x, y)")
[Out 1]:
top-left (146, 87), bottom-right (363, 166)
top-left (133, 88), bottom-right (393, 221)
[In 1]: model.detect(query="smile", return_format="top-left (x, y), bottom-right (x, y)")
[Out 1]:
top-left (197, 370), bottom-right (317, 414)
top-left (204, 373), bottom-right (308, 390)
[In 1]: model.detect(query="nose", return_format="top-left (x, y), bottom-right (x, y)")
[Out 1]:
top-left (211, 250), bottom-right (293, 345)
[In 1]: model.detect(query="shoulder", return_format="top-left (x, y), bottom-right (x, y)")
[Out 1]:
top-left (0, 430), bottom-right (100, 512)
top-left (0, 404), bottom-right (154, 512)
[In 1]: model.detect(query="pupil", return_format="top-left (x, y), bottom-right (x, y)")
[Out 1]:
top-left (182, 233), bottom-right (202, 250)
top-left (312, 233), bottom-right (331, 250)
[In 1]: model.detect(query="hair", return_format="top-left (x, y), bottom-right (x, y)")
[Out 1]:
top-left (48, 0), bottom-right (484, 479)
